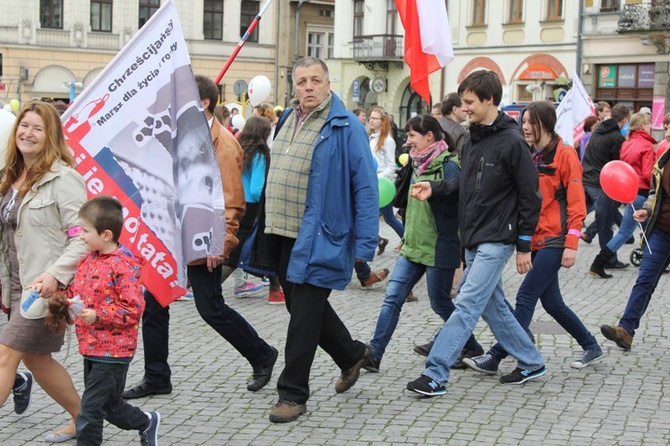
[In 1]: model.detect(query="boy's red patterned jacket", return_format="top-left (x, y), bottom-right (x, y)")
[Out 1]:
top-left (70, 244), bottom-right (145, 359)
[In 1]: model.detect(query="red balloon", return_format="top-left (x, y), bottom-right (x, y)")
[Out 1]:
top-left (600, 160), bottom-right (638, 204)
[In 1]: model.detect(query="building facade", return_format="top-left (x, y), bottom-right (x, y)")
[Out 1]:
top-left (581, 0), bottom-right (670, 135)
top-left (329, 1), bottom-right (580, 127)
top-left (0, 0), bottom-right (334, 112)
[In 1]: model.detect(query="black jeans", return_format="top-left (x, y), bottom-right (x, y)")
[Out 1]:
top-left (77, 360), bottom-right (147, 446)
top-left (141, 264), bottom-right (275, 385)
top-left (273, 236), bottom-right (366, 404)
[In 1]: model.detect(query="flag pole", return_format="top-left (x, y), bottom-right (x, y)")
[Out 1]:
top-left (214, 0), bottom-right (273, 85)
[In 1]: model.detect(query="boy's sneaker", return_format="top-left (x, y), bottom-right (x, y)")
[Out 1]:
top-left (570, 346), bottom-right (604, 369)
top-left (463, 353), bottom-right (500, 375)
top-left (268, 288), bottom-right (285, 305)
top-left (406, 374), bottom-right (446, 397)
top-left (140, 411), bottom-right (160, 446)
top-left (261, 276), bottom-right (271, 286)
top-left (234, 281), bottom-right (264, 298)
top-left (13, 371), bottom-right (33, 415)
top-left (499, 366), bottom-right (547, 385)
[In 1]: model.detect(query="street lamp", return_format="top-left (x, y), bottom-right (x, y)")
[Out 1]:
top-left (62, 80), bottom-right (83, 102)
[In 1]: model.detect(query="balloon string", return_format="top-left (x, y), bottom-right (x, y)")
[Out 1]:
top-left (631, 203), bottom-right (652, 255)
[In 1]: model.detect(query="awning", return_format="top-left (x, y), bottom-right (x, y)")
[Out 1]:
top-left (519, 64), bottom-right (558, 80)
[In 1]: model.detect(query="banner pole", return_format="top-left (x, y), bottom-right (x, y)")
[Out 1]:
top-left (214, 0), bottom-right (273, 85)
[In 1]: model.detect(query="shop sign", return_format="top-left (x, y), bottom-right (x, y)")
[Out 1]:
top-left (638, 64), bottom-right (655, 88)
top-left (598, 65), bottom-right (617, 88)
top-left (618, 65), bottom-right (636, 88)
top-left (519, 64), bottom-right (557, 80)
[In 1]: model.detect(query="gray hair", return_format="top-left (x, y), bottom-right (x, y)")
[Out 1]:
top-left (292, 56), bottom-right (329, 81)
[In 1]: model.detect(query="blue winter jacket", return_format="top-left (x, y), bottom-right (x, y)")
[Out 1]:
top-left (286, 93), bottom-right (379, 290)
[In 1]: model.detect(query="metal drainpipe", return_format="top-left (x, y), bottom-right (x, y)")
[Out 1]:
top-left (294, 1), bottom-right (304, 64)
top-left (274, 1), bottom-right (280, 104)
top-left (576, 0), bottom-right (584, 78)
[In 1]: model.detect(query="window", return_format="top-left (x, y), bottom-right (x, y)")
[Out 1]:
top-left (139, 0), bottom-right (160, 28)
top-left (240, 1), bottom-right (259, 43)
top-left (600, 0), bottom-right (620, 12)
top-left (307, 31), bottom-right (334, 60)
top-left (354, 0), bottom-right (364, 38)
top-left (509, 0), bottom-right (523, 23)
top-left (546, 0), bottom-right (563, 20)
top-left (472, 0), bottom-right (486, 26)
top-left (319, 9), bottom-right (333, 18)
top-left (91, 0), bottom-right (112, 32)
top-left (386, 0), bottom-right (397, 34)
top-left (203, 0), bottom-right (223, 40)
top-left (40, 0), bottom-right (63, 29)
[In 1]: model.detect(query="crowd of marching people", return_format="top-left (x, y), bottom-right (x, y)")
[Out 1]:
top-left (2, 55), bottom-right (670, 444)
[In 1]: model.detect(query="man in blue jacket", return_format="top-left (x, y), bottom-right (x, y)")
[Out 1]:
top-left (406, 70), bottom-right (546, 397)
top-left (264, 57), bottom-right (379, 422)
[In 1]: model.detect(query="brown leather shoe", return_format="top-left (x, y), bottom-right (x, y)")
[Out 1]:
top-left (600, 324), bottom-right (633, 350)
top-left (335, 345), bottom-right (372, 393)
top-left (405, 291), bottom-right (418, 302)
top-left (360, 268), bottom-right (389, 288)
top-left (377, 237), bottom-right (389, 255)
top-left (269, 399), bottom-right (307, 423)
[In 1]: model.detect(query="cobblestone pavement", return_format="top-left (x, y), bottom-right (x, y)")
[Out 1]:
top-left (2, 222), bottom-right (670, 445)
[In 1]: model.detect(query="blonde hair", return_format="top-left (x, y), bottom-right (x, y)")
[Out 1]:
top-left (368, 106), bottom-right (391, 152)
top-left (1, 100), bottom-right (75, 196)
top-left (626, 112), bottom-right (651, 139)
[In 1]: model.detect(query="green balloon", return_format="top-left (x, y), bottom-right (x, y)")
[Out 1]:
top-left (378, 177), bottom-right (396, 208)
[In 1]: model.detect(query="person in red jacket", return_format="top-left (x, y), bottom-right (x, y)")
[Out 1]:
top-left (69, 196), bottom-right (160, 446)
top-left (465, 101), bottom-right (603, 375)
top-left (589, 112), bottom-right (656, 278)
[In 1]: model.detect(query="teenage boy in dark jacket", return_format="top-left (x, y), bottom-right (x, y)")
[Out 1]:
top-left (406, 70), bottom-right (545, 397)
top-left (581, 104), bottom-right (630, 268)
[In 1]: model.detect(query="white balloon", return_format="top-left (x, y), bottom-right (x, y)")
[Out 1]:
top-left (2, 104), bottom-right (11, 112)
top-left (247, 75), bottom-right (271, 106)
top-left (231, 115), bottom-right (246, 130)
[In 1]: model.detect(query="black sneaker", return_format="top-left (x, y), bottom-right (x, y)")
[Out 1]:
top-left (140, 411), bottom-right (160, 446)
top-left (463, 353), bottom-right (500, 375)
top-left (13, 372), bottom-right (33, 415)
top-left (452, 346), bottom-right (484, 369)
top-left (412, 341), bottom-right (434, 357)
top-left (363, 356), bottom-right (380, 373)
top-left (499, 366), bottom-right (547, 385)
top-left (406, 375), bottom-right (446, 397)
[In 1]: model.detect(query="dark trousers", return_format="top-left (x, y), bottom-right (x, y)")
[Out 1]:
top-left (274, 236), bottom-right (366, 404)
top-left (141, 264), bottom-right (274, 385)
top-left (77, 360), bottom-right (147, 446)
top-left (620, 228), bottom-right (670, 335)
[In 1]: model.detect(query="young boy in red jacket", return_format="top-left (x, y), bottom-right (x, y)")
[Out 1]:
top-left (69, 196), bottom-right (160, 446)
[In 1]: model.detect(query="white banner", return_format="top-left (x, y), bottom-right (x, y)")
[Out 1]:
top-left (62, 0), bottom-right (225, 305)
top-left (555, 71), bottom-right (596, 147)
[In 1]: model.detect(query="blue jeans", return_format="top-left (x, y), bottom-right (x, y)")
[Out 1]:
top-left (488, 248), bottom-right (599, 360)
top-left (584, 186), bottom-right (616, 253)
top-left (424, 243), bottom-right (543, 385)
top-left (607, 195), bottom-right (646, 253)
top-left (369, 255), bottom-right (480, 361)
top-left (619, 228), bottom-right (670, 335)
top-left (380, 204), bottom-right (404, 238)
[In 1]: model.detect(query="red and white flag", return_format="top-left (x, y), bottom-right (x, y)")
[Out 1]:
top-left (395, 0), bottom-right (454, 105)
top-left (555, 72), bottom-right (596, 147)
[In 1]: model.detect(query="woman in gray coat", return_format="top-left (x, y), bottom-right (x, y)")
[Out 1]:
top-left (0, 100), bottom-right (86, 442)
